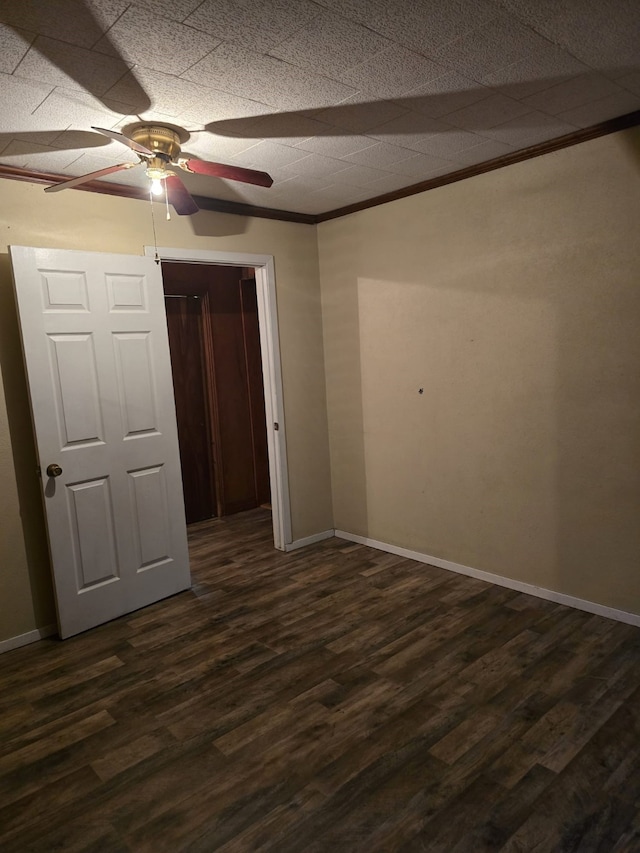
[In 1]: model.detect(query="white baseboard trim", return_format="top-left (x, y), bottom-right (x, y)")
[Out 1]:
top-left (284, 529), bottom-right (335, 552)
top-left (334, 530), bottom-right (640, 628)
top-left (0, 624), bottom-right (57, 655)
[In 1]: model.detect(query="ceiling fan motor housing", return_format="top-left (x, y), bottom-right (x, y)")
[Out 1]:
top-left (131, 125), bottom-right (182, 161)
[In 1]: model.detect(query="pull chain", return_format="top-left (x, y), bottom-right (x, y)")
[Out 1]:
top-left (149, 188), bottom-right (160, 265)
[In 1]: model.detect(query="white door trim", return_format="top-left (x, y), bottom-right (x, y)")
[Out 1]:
top-left (145, 246), bottom-right (292, 550)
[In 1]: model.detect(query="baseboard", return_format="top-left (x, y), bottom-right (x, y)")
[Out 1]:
top-left (0, 624), bottom-right (57, 655)
top-left (334, 530), bottom-right (640, 628)
top-left (284, 529), bottom-right (335, 552)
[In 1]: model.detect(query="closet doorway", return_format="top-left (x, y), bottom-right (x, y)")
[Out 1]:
top-left (163, 261), bottom-right (270, 525)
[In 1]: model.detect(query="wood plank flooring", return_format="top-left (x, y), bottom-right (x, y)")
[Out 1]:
top-left (1, 508), bottom-right (639, 852)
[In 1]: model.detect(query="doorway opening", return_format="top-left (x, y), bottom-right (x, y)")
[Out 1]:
top-left (146, 247), bottom-right (291, 551)
top-left (163, 262), bottom-right (271, 524)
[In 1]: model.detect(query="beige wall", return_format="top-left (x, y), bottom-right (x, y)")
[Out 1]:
top-left (0, 180), bottom-right (333, 642)
top-left (3, 125), bottom-right (639, 644)
top-left (319, 127), bottom-right (640, 616)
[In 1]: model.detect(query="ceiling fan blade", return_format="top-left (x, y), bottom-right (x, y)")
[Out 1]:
top-left (165, 174), bottom-right (200, 215)
top-left (44, 162), bottom-right (140, 192)
top-left (91, 127), bottom-right (154, 156)
top-left (181, 158), bottom-right (273, 187)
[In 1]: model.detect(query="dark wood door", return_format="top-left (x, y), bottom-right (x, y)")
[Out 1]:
top-left (162, 262), bottom-right (270, 522)
top-left (164, 295), bottom-right (216, 524)
top-left (206, 268), bottom-right (271, 514)
top-left (240, 278), bottom-right (271, 508)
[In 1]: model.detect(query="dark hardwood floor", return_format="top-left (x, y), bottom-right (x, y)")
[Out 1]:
top-left (1, 509), bottom-right (639, 852)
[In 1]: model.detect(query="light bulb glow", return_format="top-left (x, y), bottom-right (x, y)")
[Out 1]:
top-left (150, 177), bottom-right (164, 196)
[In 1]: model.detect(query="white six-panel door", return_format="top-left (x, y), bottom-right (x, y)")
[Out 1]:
top-left (10, 246), bottom-right (191, 638)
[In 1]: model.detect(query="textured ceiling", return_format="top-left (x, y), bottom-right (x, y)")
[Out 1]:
top-left (0, 0), bottom-right (639, 216)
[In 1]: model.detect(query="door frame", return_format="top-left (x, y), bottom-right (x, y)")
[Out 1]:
top-left (145, 246), bottom-right (292, 551)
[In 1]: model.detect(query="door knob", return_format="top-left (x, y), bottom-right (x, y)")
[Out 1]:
top-left (46, 463), bottom-right (63, 478)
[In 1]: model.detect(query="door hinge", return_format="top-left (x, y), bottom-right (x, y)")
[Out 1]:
top-left (273, 422), bottom-right (279, 431)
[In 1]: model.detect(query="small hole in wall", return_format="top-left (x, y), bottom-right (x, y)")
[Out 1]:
top-left (418, 388), bottom-right (424, 394)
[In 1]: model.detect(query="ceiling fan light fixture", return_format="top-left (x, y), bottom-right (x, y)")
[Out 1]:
top-left (146, 156), bottom-right (171, 196)
top-left (149, 177), bottom-right (164, 196)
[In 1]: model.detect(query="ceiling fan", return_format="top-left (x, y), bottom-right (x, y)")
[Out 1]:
top-left (44, 124), bottom-right (274, 215)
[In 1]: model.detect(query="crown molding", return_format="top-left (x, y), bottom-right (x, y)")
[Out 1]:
top-left (315, 109), bottom-right (640, 222)
top-left (190, 194), bottom-right (315, 224)
top-left (1, 110), bottom-right (638, 226)
top-left (0, 164), bottom-right (315, 224)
